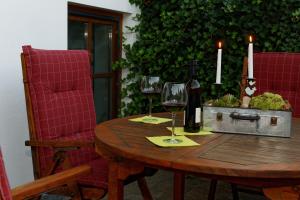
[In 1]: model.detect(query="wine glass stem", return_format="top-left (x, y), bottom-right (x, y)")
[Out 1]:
top-left (149, 97), bottom-right (152, 117)
top-left (171, 112), bottom-right (176, 138)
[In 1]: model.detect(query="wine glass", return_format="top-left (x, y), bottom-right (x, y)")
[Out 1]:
top-left (141, 76), bottom-right (162, 121)
top-left (161, 82), bottom-right (188, 144)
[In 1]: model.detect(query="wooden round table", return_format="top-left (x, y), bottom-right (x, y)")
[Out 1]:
top-left (95, 113), bottom-right (300, 200)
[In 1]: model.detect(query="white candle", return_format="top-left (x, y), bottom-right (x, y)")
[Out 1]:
top-left (248, 36), bottom-right (254, 79)
top-left (216, 42), bottom-right (222, 84)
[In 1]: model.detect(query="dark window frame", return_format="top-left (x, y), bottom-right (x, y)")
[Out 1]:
top-left (68, 3), bottom-right (123, 119)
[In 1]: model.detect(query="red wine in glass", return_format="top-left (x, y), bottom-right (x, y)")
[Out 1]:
top-left (142, 90), bottom-right (161, 98)
top-left (161, 82), bottom-right (188, 144)
top-left (140, 76), bottom-right (162, 121)
top-left (162, 102), bottom-right (186, 112)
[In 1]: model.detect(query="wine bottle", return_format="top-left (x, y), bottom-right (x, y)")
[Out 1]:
top-left (184, 60), bottom-right (202, 132)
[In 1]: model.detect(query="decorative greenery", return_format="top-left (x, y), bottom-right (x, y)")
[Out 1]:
top-left (206, 94), bottom-right (240, 107)
top-left (113, 0), bottom-right (300, 116)
top-left (250, 92), bottom-right (289, 110)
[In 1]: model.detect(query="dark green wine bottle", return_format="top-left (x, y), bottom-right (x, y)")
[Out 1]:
top-left (184, 60), bottom-right (203, 133)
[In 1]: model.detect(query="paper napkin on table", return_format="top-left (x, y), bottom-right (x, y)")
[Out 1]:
top-left (129, 116), bottom-right (172, 124)
top-left (146, 136), bottom-right (200, 147)
top-left (166, 127), bottom-right (213, 136)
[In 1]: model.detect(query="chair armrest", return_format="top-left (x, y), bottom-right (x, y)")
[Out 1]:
top-left (11, 164), bottom-right (91, 200)
top-left (25, 140), bottom-right (94, 149)
top-left (263, 186), bottom-right (300, 200)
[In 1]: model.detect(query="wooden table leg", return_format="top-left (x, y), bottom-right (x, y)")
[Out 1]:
top-left (208, 179), bottom-right (217, 200)
top-left (137, 177), bottom-right (153, 200)
top-left (174, 171), bottom-right (185, 200)
top-left (108, 162), bottom-right (124, 200)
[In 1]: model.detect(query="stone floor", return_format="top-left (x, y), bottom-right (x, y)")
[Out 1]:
top-left (103, 170), bottom-right (267, 200)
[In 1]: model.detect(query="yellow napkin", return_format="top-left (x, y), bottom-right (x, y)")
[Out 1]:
top-left (129, 116), bottom-right (172, 124)
top-left (167, 127), bottom-right (213, 136)
top-left (146, 136), bottom-right (199, 147)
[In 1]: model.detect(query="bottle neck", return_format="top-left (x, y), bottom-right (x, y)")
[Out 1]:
top-left (190, 74), bottom-right (197, 79)
top-left (189, 66), bottom-right (196, 79)
top-left (188, 60), bottom-right (199, 79)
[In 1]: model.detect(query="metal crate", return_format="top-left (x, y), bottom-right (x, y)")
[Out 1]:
top-left (203, 106), bottom-right (292, 137)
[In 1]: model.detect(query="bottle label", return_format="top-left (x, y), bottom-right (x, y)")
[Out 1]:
top-left (183, 110), bottom-right (185, 125)
top-left (195, 108), bottom-right (201, 123)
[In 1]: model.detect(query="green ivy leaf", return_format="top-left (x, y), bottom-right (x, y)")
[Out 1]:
top-left (115, 0), bottom-right (300, 116)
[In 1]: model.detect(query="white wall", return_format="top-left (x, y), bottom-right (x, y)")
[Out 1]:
top-left (0, 0), bottom-right (138, 187)
top-left (70, 0), bottom-right (138, 14)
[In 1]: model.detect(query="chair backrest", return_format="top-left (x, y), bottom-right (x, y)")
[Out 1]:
top-left (241, 52), bottom-right (300, 117)
top-left (21, 46), bottom-right (96, 178)
top-left (0, 149), bottom-right (12, 200)
top-left (253, 52), bottom-right (300, 117)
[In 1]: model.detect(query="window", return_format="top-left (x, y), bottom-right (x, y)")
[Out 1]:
top-left (68, 3), bottom-right (122, 123)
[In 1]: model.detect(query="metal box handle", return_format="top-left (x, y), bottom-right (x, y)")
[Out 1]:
top-left (230, 112), bottom-right (260, 121)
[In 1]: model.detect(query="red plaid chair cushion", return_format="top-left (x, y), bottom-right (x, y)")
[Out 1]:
top-left (254, 52), bottom-right (300, 117)
top-left (0, 149), bottom-right (12, 200)
top-left (22, 46), bottom-right (107, 188)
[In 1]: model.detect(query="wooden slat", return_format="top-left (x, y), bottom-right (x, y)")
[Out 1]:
top-left (264, 186), bottom-right (300, 200)
top-left (21, 53), bottom-right (41, 179)
top-left (240, 57), bottom-right (248, 100)
top-left (25, 140), bottom-right (94, 148)
top-left (11, 165), bottom-right (91, 200)
top-left (199, 134), bottom-right (300, 165)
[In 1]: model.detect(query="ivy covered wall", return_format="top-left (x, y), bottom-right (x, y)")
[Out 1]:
top-left (114, 0), bottom-right (300, 116)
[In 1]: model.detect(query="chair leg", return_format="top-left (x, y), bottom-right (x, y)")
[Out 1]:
top-left (80, 187), bottom-right (107, 200)
top-left (208, 179), bottom-right (218, 200)
top-left (137, 177), bottom-right (153, 200)
top-left (231, 184), bottom-right (239, 200)
top-left (67, 181), bottom-right (81, 200)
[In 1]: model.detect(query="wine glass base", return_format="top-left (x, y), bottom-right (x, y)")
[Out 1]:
top-left (142, 116), bottom-right (158, 122)
top-left (163, 138), bottom-right (183, 144)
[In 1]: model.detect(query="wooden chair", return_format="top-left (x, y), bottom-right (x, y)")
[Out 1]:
top-left (250, 52), bottom-right (300, 200)
top-left (21, 45), bottom-right (154, 199)
top-left (263, 186), bottom-right (300, 200)
top-left (241, 52), bottom-right (300, 117)
top-left (0, 148), bottom-right (91, 200)
top-left (209, 52), bottom-right (300, 200)
top-left (239, 52), bottom-right (300, 200)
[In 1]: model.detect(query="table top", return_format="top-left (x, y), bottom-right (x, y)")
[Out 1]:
top-left (95, 113), bottom-right (300, 179)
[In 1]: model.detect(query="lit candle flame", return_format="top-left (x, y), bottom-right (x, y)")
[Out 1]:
top-left (218, 41), bottom-right (222, 49)
top-left (249, 35), bottom-right (253, 43)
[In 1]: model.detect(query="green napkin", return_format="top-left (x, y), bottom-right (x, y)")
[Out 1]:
top-left (129, 116), bottom-right (172, 124)
top-left (166, 127), bottom-right (213, 136)
top-left (146, 136), bottom-right (200, 147)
